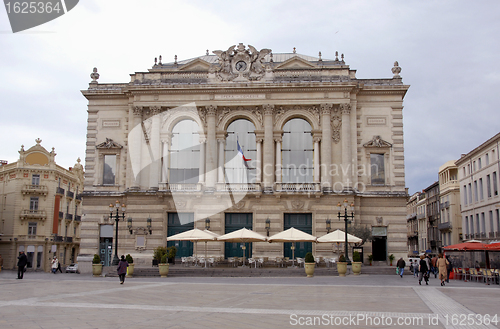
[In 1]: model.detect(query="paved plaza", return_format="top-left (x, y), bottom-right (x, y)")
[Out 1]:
top-left (0, 270), bottom-right (499, 329)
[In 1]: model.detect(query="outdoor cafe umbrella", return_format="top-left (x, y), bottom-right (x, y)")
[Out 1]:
top-left (442, 241), bottom-right (488, 251)
top-left (217, 228), bottom-right (267, 267)
top-left (267, 227), bottom-right (317, 267)
top-left (166, 228), bottom-right (219, 267)
top-left (317, 229), bottom-right (362, 258)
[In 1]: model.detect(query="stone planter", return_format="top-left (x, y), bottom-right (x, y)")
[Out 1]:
top-left (92, 264), bottom-right (102, 277)
top-left (126, 264), bottom-right (134, 277)
top-left (159, 263), bottom-right (169, 278)
top-left (337, 262), bottom-right (347, 277)
top-left (352, 262), bottom-right (362, 275)
top-left (304, 263), bottom-right (315, 277)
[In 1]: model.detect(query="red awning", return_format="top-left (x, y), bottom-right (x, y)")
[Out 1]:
top-left (443, 241), bottom-right (488, 251)
top-left (484, 242), bottom-right (500, 251)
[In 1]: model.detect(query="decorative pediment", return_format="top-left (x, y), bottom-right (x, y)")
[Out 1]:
top-left (178, 58), bottom-right (211, 72)
top-left (274, 56), bottom-right (317, 70)
top-left (363, 135), bottom-right (392, 148)
top-left (96, 138), bottom-right (123, 149)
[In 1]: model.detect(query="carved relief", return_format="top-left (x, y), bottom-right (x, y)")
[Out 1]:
top-left (234, 201), bottom-right (245, 209)
top-left (197, 107), bottom-right (207, 128)
top-left (363, 136), bottom-right (392, 148)
top-left (331, 106), bottom-right (342, 143)
top-left (291, 200), bottom-right (305, 210)
top-left (150, 106), bottom-right (161, 116)
top-left (96, 138), bottom-right (123, 149)
top-left (307, 106), bottom-right (320, 125)
top-left (212, 43), bottom-right (272, 82)
top-left (339, 103), bottom-right (351, 114)
top-left (217, 107), bottom-right (230, 128)
top-left (133, 106), bottom-right (143, 116)
top-left (263, 104), bottom-right (275, 116)
top-left (274, 106), bottom-right (286, 123)
top-left (252, 107), bottom-right (263, 127)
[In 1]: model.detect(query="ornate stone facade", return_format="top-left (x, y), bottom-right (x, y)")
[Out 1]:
top-left (79, 44), bottom-right (409, 270)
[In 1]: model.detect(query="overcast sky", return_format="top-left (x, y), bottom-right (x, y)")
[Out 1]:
top-left (1, 0), bottom-right (499, 194)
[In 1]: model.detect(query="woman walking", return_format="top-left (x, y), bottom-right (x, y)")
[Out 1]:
top-left (51, 256), bottom-right (59, 274)
top-left (117, 255), bottom-right (129, 284)
top-left (436, 253), bottom-right (449, 286)
top-left (418, 255), bottom-right (429, 285)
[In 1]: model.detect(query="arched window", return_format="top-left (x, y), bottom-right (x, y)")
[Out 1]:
top-left (169, 120), bottom-right (200, 183)
top-left (282, 118), bottom-right (313, 183)
top-left (225, 119), bottom-right (256, 184)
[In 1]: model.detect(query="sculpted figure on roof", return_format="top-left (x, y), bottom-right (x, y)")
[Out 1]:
top-left (212, 43), bottom-right (271, 81)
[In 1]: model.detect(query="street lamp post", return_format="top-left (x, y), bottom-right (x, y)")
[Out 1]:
top-left (337, 199), bottom-right (354, 264)
top-left (109, 200), bottom-right (126, 266)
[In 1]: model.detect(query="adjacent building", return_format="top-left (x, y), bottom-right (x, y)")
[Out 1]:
top-left (438, 160), bottom-right (462, 246)
top-left (0, 139), bottom-right (84, 272)
top-left (456, 133), bottom-right (500, 242)
top-left (79, 44), bottom-right (410, 269)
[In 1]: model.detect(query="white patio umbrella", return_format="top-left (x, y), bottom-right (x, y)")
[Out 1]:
top-left (317, 229), bottom-right (362, 258)
top-left (217, 228), bottom-right (267, 267)
top-left (267, 227), bottom-right (317, 267)
top-left (166, 228), bottom-right (219, 267)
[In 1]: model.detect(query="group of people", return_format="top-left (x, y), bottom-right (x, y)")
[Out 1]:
top-left (51, 256), bottom-right (63, 274)
top-left (405, 253), bottom-right (452, 286)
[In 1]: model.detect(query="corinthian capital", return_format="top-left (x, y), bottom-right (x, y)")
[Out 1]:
top-left (320, 103), bottom-right (332, 115)
top-left (339, 103), bottom-right (351, 114)
top-left (150, 106), bottom-right (161, 115)
top-left (206, 105), bottom-right (217, 116)
top-left (133, 106), bottom-right (143, 116)
top-left (263, 104), bottom-right (274, 115)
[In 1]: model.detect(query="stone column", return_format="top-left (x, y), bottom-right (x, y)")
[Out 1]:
top-left (340, 103), bottom-right (352, 190)
top-left (217, 137), bottom-right (225, 183)
top-left (262, 105), bottom-right (274, 191)
top-left (205, 105), bottom-right (217, 191)
top-left (255, 137), bottom-right (263, 184)
top-left (149, 106), bottom-right (161, 190)
top-left (198, 136), bottom-right (206, 184)
top-left (161, 134), bottom-right (172, 183)
top-left (275, 137), bottom-right (282, 184)
top-left (321, 104), bottom-right (332, 190)
top-left (313, 137), bottom-right (321, 184)
top-left (130, 106), bottom-right (143, 190)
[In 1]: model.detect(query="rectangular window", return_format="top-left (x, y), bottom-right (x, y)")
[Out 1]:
top-left (470, 216), bottom-right (474, 235)
top-left (370, 154), bottom-right (385, 185)
top-left (29, 197), bottom-right (39, 211)
top-left (493, 172), bottom-right (498, 196)
top-left (486, 153), bottom-right (489, 165)
top-left (468, 183), bottom-right (472, 204)
top-left (463, 185), bottom-right (467, 205)
top-left (487, 175), bottom-right (492, 198)
top-left (496, 209), bottom-right (500, 233)
top-left (28, 222), bottom-right (37, 235)
top-left (476, 214), bottom-right (480, 235)
top-left (31, 174), bottom-right (40, 185)
top-left (479, 178), bottom-right (484, 200)
top-left (489, 211), bottom-right (494, 235)
top-left (474, 181), bottom-right (478, 202)
top-left (103, 155), bottom-right (116, 185)
top-left (465, 216), bottom-right (469, 235)
top-left (478, 158), bottom-right (482, 169)
top-left (481, 213), bottom-right (486, 234)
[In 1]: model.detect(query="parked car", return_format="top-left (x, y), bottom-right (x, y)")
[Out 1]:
top-left (65, 263), bottom-right (79, 273)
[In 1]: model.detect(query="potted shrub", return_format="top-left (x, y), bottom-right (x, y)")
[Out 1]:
top-left (304, 252), bottom-right (315, 277)
top-left (368, 254), bottom-right (373, 266)
top-left (167, 246), bottom-right (177, 264)
top-left (125, 254), bottom-right (134, 277)
top-left (153, 246), bottom-right (167, 266)
top-left (352, 251), bottom-right (362, 275)
top-left (337, 254), bottom-right (347, 277)
top-left (389, 254), bottom-right (395, 266)
top-left (159, 254), bottom-right (169, 278)
top-left (92, 254), bottom-right (102, 277)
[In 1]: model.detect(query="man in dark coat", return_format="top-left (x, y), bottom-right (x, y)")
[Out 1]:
top-left (17, 251), bottom-right (28, 279)
top-left (396, 257), bottom-right (406, 278)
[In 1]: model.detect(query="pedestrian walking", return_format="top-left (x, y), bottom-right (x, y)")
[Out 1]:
top-left (51, 256), bottom-right (59, 274)
top-left (396, 257), bottom-right (406, 278)
top-left (446, 255), bottom-right (452, 283)
top-left (0, 254), bottom-right (3, 274)
top-left (418, 255), bottom-right (429, 285)
top-left (436, 253), bottom-right (449, 286)
top-left (17, 251), bottom-right (28, 279)
top-left (117, 255), bottom-right (129, 284)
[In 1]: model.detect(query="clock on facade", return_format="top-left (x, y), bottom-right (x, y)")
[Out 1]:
top-left (235, 61), bottom-right (247, 72)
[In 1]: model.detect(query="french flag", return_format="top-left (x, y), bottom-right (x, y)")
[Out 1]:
top-left (237, 139), bottom-right (251, 168)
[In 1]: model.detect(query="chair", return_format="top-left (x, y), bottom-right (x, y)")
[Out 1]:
top-left (258, 258), bottom-right (265, 268)
top-left (207, 257), bottom-right (215, 267)
top-left (228, 257), bottom-right (236, 267)
top-left (315, 257), bottom-right (322, 267)
top-left (469, 268), bottom-right (480, 282)
top-left (248, 258), bottom-right (257, 268)
top-left (481, 269), bottom-right (494, 285)
top-left (296, 258), bottom-right (305, 268)
top-left (275, 257), bottom-right (283, 267)
top-left (462, 268), bottom-right (470, 281)
top-left (328, 258), bottom-right (336, 268)
top-left (181, 257), bottom-right (188, 267)
top-left (453, 268), bottom-right (461, 280)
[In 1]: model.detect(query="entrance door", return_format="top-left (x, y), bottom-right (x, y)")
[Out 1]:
top-left (284, 213), bottom-right (312, 259)
top-left (99, 238), bottom-right (113, 266)
top-left (167, 213), bottom-right (194, 258)
top-left (372, 237), bottom-right (387, 261)
top-left (224, 213), bottom-right (252, 259)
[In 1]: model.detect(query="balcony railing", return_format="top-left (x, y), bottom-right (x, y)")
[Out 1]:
top-left (438, 221), bottom-right (452, 230)
top-left (54, 235), bottom-right (64, 242)
top-left (75, 194), bottom-right (82, 201)
top-left (481, 232), bottom-right (486, 238)
top-left (464, 234), bottom-right (470, 240)
top-left (65, 236), bottom-right (73, 243)
top-left (220, 183), bottom-right (261, 192)
top-left (66, 191), bottom-right (74, 199)
top-left (74, 215), bottom-right (81, 222)
top-left (65, 213), bottom-right (73, 221)
top-left (158, 183), bottom-right (201, 192)
top-left (59, 211), bottom-right (63, 220)
top-left (274, 183), bottom-right (321, 192)
top-left (496, 232), bottom-right (500, 238)
top-left (56, 187), bottom-right (65, 195)
top-left (489, 232), bottom-right (495, 238)
top-left (475, 233), bottom-right (480, 239)
top-left (19, 209), bottom-right (47, 221)
top-left (21, 184), bottom-right (48, 196)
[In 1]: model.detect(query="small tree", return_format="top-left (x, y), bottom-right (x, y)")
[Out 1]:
top-left (167, 246), bottom-right (177, 259)
top-left (304, 252), bottom-right (315, 263)
top-left (339, 254), bottom-right (346, 262)
top-left (153, 246), bottom-right (167, 262)
top-left (348, 224), bottom-right (372, 246)
top-left (352, 251), bottom-right (361, 262)
top-left (160, 254), bottom-right (168, 264)
top-left (92, 254), bottom-right (101, 264)
top-left (125, 254), bottom-right (133, 264)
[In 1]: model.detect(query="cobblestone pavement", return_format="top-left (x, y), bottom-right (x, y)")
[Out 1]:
top-left (0, 270), bottom-right (499, 329)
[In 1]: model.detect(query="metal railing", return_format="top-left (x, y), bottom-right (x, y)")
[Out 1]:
top-left (274, 183), bottom-right (320, 192)
top-left (56, 187), bottom-right (65, 195)
top-left (66, 191), bottom-right (74, 199)
top-left (65, 213), bottom-right (73, 220)
top-left (19, 209), bottom-right (47, 220)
